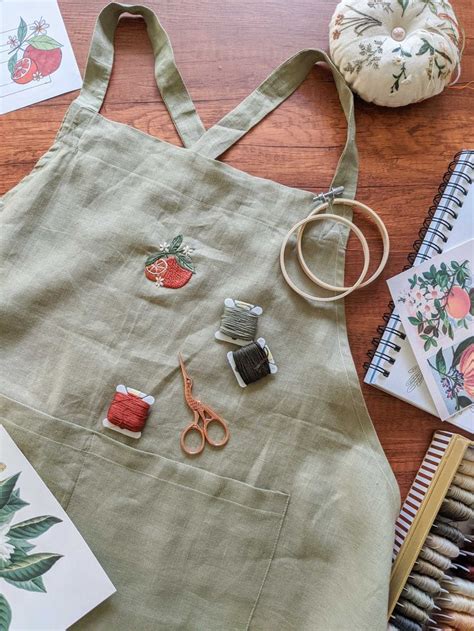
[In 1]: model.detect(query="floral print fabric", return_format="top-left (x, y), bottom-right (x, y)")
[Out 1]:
top-left (329, 0), bottom-right (462, 107)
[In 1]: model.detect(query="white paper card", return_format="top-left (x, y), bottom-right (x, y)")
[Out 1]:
top-left (0, 1), bottom-right (82, 115)
top-left (0, 425), bottom-right (115, 630)
top-left (388, 240), bottom-right (474, 422)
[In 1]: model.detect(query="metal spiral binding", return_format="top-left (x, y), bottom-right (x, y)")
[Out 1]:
top-left (363, 151), bottom-right (473, 379)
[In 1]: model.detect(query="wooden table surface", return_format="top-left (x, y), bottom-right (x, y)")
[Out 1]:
top-left (1, 0), bottom-right (472, 499)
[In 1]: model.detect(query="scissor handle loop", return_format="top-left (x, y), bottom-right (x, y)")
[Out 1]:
top-left (203, 417), bottom-right (230, 448)
top-left (180, 424), bottom-right (206, 456)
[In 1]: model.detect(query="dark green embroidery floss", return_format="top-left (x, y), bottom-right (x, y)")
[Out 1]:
top-left (232, 342), bottom-right (271, 385)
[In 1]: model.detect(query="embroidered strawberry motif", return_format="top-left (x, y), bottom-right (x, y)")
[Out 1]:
top-left (144, 235), bottom-right (195, 289)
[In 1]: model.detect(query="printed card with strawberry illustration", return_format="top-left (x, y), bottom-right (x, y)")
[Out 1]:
top-left (0, 1), bottom-right (82, 115)
top-left (0, 426), bottom-right (115, 630)
top-left (388, 239), bottom-right (474, 424)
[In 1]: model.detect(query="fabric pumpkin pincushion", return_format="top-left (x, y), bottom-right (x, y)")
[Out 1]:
top-left (329, 0), bottom-right (462, 107)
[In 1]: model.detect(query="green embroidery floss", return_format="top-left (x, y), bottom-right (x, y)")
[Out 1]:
top-left (233, 341), bottom-right (271, 385)
top-left (219, 304), bottom-right (259, 342)
top-left (395, 599), bottom-right (431, 625)
top-left (227, 337), bottom-right (278, 388)
top-left (402, 583), bottom-right (435, 611)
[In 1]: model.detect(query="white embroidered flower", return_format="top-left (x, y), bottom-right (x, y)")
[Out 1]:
top-left (181, 245), bottom-right (194, 256)
top-left (155, 276), bottom-right (165, 287)
top-left (159, 242), bottom-right (170, 252)
top-left (0, 524), bottom-right (14, 563)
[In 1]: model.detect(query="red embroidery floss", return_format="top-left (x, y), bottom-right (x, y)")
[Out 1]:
top-left (103, 385), bottom-right (155, 439)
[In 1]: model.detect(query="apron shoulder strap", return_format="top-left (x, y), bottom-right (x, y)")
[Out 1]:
top-left (190, 50), bottom-right (358, 198)
top-left (74, 2), bottom-right (205, 147)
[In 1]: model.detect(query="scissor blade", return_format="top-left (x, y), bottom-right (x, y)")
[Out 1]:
top-left (178, 353), bottom-right (191, 388)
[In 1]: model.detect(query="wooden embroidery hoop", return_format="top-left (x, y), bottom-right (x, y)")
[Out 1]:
top-left (280, 198), bottom-right (390, 302)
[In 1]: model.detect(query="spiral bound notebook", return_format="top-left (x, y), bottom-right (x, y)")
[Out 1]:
top-left (364, 150), bottom-right (474, 433)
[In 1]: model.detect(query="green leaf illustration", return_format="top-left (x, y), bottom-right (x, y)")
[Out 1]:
top-left (435, 349), bottom-right (446, 375)
top-left (176, 254), bottom-right (195, 274)
top-left (436, 48), bottom-right (452, 64)
top-left (417, 40), bottom-right (432, 56)
top-left (145, 252), bottom-right (166, 267)
top-left (469, 288), bottom-right (474, 315)
top-left (8, 515), bottom-right (62, 540)
top-left (397, 0), bottom-right (409, 16)
top-left (17, 17), bottom-right (27, 44)
top-left (5, 576), bottom-right (46, 593)
top-left (452, 336), bottom-right (474, 367)
top-left (0, 553), bottom-right (62, 582)
top-left (8, 539), bottom-right (35, 555)
top-left (0, 474), bottom-right (20, 510)
top-left (9, 548), bottom-right (28, 563)
top-left (169, 235), bottom-right (183, 252)
top-left (28, 35), bottom-right (63, 51)
top-left (7, 53), bottom-right (18, 78)
top-left (408, 317), bottom-right (420, 326)
top-left (0, 594), bottom-right (11, 631)
top-left (0, 490), bottom-right (29, 525)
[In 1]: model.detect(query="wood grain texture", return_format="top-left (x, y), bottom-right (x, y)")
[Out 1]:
top-left (1, 0), bottom-right (472, 500)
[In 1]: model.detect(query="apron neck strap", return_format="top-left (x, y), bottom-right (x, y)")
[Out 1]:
top-left (75, 2), bottom-right (205, 146)
top-left (190, 50), bottom-right (358, 198)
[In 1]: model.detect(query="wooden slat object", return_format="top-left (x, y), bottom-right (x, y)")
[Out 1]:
top-left (1, 0), bottom-right (473, 500)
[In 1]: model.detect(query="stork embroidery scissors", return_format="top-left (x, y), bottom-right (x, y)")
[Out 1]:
top-left (178, 353), bottom-right (230, 456)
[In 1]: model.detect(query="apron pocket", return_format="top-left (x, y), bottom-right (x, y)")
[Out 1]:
top-left (65, 434), bottom-right (289, 631)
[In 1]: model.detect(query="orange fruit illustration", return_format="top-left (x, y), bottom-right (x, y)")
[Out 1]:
top-left (12, 57), bottom-right (37, 84)
top-left (144, 258), bottom-right (168, 282)
top-left (446, 286), bottom-right (471, 319)
top-left (159, 257), bottom-right (193, 288)
top-left (24, 44), bottom-right (62, 76)
top-left (144, 235), bottom-right (195, 289)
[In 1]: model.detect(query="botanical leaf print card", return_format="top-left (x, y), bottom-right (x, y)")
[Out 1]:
top-left (0, 1), bottom-right (82, 115)
top-left (388, 239), bottom-right (474, 423)
top-left (0, 426), bottom-right (115, 630)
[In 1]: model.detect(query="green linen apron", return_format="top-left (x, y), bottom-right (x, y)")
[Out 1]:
top-left (0, 4), bottom-right (400, 629)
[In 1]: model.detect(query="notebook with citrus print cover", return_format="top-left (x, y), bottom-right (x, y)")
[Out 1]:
top-left (364, 150), bottom-right (474, 433)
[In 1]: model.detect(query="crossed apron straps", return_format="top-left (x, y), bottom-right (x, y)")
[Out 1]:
top-left (75, 2), bottom-right (358, 199)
